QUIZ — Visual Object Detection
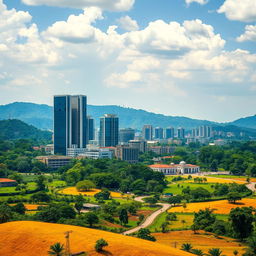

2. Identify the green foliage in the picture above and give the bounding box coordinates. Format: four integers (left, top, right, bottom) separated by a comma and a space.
0, 203, 12, 223
95, 239, 108, 252
94, 189, 110, 200
76, 180, 96, 191
227, 192, 242, 204
167, 195, 182, 206
12, 202, 26, 215
207, 248, 225, 256
81, 212, 99, 227
181, 243, 193, 252
119, 208, 128, 225
31, 191, 51, 202
137, 228, 156, 241
48, 242, 65, 256
193, 208, 216, 230
74, 194, 85, 214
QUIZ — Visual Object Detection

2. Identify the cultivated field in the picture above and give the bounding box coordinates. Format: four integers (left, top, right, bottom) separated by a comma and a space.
168, 198, 256, 214
0, 221, 192, 256
155, 230, 246, 256
59, 187, 129, 198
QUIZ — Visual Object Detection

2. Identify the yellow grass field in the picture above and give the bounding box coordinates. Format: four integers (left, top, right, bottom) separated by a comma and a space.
155, 230, 246, 256
168, 198, 256, 214
185, 175, 246, 184
0, 221, 192, 256
60, 187, 129, 198
24, 204, 44, 210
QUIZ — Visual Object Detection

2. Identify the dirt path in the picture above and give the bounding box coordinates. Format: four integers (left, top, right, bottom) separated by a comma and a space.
123, 196, 171, 235
246, 182, 256, 192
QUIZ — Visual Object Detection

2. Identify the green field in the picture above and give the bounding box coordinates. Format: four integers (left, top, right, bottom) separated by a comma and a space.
0, 182, 37, 194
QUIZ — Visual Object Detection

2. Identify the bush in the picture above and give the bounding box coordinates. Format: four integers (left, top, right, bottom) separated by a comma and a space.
95, 239, 108, 252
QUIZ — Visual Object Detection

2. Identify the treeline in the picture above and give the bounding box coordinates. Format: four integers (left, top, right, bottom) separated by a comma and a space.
61, 158, 167, 195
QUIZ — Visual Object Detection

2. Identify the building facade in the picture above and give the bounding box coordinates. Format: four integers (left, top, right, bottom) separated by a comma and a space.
36, 156, 72, 169
154, 127, 164, 139
142, 125, 153, 141
149, 161, 200, 175
54, 95, 87, 156
116, 145, 139, 163
87, 116, 95, 142
177, 127, 185, 139
99, 114, 119, 147
128, 140, 147, 153
165, 127, 174, 139
119, 128, 135, 144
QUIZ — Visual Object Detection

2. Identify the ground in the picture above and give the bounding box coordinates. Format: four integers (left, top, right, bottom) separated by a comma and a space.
0, 221, 193, 256
155, 230, 247, 256
168, 198, 256, 214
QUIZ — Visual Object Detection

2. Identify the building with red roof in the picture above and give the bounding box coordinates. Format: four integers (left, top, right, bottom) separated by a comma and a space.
149, 161, 200, 175
0, 178, 17, 187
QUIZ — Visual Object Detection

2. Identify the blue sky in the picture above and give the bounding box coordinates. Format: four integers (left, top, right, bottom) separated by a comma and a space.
0, 0, 256, 122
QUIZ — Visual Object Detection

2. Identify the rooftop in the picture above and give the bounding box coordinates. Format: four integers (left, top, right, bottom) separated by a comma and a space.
0, 178, 17, 183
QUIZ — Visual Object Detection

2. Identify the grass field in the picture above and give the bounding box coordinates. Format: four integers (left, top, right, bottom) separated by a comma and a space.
59, 187, 129, 198
0, 221, 193, 256
207, 175, 256, 182
168, 198, 256, 214
163, 183, 215, 194
0, 182, 37, 194
154, 230, 247, 256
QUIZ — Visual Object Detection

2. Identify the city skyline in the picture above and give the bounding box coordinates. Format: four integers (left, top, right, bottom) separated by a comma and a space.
0, 0, 255, 122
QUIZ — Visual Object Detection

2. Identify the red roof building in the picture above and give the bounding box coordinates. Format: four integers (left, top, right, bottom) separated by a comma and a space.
0, 178, 17, 187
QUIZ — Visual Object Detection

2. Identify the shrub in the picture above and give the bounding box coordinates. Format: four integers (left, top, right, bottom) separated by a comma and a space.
95, 239, 108, 252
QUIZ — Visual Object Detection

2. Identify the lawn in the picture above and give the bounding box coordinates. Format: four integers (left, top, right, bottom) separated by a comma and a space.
154, 230, 247, 256
0, 182, 37, 194
207, 174, 256, 182
168, 198, 256, 214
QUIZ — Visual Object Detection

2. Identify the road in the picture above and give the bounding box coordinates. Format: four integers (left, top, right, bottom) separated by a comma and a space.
122, 196, 171, 235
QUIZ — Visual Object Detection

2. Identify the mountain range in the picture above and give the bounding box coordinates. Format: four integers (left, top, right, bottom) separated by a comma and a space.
0, 102, 255, 131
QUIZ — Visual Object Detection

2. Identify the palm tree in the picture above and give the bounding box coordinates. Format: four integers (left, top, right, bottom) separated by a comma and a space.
191, 248, 204, 256
181, 243, 193, 252
233, 250, 238, 256
48, 242, 65, 256
207, 248, 226, 256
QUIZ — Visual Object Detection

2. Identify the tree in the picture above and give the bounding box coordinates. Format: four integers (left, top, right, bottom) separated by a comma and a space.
191, 223, 199, 234
144, 197, 157, 206
36, 175, 46, 190
82, 212, 99, 227
191, 187, 211, 200
119, 208, 128, 226
94, 189, 110, 200
167, 195, 182, 206
161, 221, 169, 233
12, 202, 26, 215
0, 203, 12, 223
137, 228, 156, 241
207, 248, 225, 256
191, 249, 204, 256
194, 208, 216, 230
181, 219, 186, 228
95, 239, 108, 252
74, 194, 85, 214
243, 235, 256, 256
233, 250, 238, 256
48, 242, 65, 256
76, 180, 95, 192
31, 191, 51, 202
229, 207, 254, 240
227, 192, 242, 204
181, 243, 193, 252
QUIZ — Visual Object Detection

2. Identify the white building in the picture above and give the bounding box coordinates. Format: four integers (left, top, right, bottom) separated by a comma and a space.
79, 147, 113, 159
149, 161, 200, 175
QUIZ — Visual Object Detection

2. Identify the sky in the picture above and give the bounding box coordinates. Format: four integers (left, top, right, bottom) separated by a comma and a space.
0, 0, 256, 122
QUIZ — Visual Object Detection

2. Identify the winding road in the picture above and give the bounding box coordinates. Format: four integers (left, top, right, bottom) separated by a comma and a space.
122, 196, 171, 235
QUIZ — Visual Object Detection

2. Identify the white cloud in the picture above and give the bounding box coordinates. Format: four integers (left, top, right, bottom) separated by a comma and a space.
185, 0, 207, 5
237, 25, 256, 42
21, 0, 135, 11
218, 0, 256, 22
117, 16, 139, 31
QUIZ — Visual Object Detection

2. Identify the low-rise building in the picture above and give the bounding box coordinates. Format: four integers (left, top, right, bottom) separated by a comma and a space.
0, 178, 17, 187
149, 161, 200, 175
79, 147, 113, 159
116, 145, 139, 164
36, 155, 72, 169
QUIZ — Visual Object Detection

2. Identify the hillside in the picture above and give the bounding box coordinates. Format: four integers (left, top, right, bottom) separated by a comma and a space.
0, 221, 192, 256
230, 115, 256, 129
0, 119, 52, 141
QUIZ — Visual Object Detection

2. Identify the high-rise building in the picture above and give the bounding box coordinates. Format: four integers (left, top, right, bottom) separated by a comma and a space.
142, 125, 153, 141
87, 116, 95, 142
54, 95, 87, 156
177, 127, 185, 139
128, 140, 147, 153
99, 114, 119, 147
165, 127, 174, 139
119, 128, 135, 144
154, 127, 164, 139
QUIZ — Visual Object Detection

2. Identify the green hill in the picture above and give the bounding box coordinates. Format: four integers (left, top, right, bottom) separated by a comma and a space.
0, 119, 52, 141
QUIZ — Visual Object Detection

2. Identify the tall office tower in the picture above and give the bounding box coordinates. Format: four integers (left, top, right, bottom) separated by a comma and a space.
177, 127, 185, 139
54, 95, 87, 156
99, 114, 119, 147
199, 125, 206, 137
154, 127, 164, 139
142, 125, 153, 141
165, 127, 175, 139
119, 128, 135, 144
206, 126, 213, 138
87, 116, 95, 142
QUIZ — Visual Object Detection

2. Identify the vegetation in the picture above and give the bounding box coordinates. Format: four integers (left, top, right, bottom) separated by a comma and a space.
95, 239, 108, 252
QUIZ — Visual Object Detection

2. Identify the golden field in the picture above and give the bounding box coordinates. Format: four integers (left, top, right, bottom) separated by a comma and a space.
168, 198, 256, 214
185, 176, 246, 184
0, 221, 192, 256
59, 187, 128, 198
155, 230, 246, 256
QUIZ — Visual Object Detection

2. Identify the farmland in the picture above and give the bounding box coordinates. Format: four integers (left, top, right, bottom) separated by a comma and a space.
0, 221, 192, 256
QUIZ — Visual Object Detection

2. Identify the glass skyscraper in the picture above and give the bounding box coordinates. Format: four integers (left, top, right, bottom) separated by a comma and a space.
99, 114, 119, 147
54, 95, 87, 155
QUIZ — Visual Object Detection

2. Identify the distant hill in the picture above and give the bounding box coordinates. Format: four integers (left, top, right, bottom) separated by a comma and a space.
0, 119, 52, 141
0, 102, 215, 130
0, 221, 191, 256
230, 115, 256, 129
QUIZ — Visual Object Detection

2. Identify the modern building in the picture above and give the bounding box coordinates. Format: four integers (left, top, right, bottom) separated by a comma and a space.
54, 95, 87, 156
177, 127, 185, 139
149, 161, 200, 175
142, 125, 153, 141
79, 147, 113, 159
165, 127, 174, 139
0, 178, 17, 187
128, 140, 147, 153
87, 116, 95, 143
116, 145, 139, 163
154, 127, 164, 139
36, 155, 72, 169
99, 114, 119, 147
119, 128, 135, 144
148, 146, 173, 155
